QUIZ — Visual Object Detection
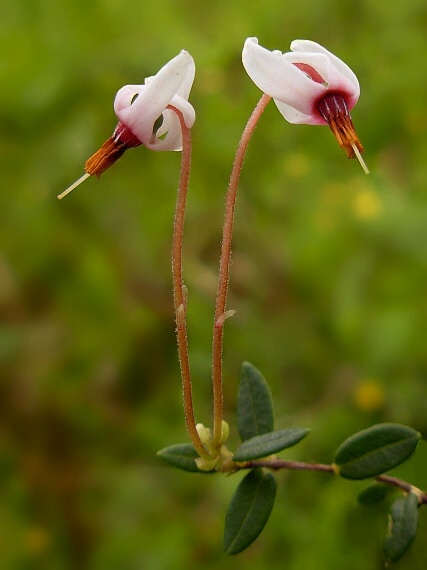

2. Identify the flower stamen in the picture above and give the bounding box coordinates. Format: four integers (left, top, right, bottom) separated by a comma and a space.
318, 94, 368, 173
84, 136, 128, 178
57, 123, 142, 199
85, 121, 142, 178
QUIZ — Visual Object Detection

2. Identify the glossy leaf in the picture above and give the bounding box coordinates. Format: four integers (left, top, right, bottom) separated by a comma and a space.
233, 428, 310, 461
334, 424, 420, 480
358, 483, 393, 506
383, 493, 419, 564
224, 468, 277, 555
237, 362, 274, 442
157, 443, 213, 473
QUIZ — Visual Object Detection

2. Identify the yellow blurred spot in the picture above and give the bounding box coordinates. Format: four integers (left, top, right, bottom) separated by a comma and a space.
353, 189, 382, 219
24, 527, 51, 555
354, 380, 385, 412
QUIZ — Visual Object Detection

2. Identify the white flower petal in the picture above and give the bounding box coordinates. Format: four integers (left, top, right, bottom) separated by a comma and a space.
274, 99, 325, 125
283, 51, 360, 108
290, 40, 360, 92
144, 95, 195, 151
281, 53, 330, 84
324, 54, 360, 108
145, 109, 183, 151
175, 50, 196, 100
169, 95, 196, 128
114, 51, 195, 147
242, 38, 325, 117
113, 84, 144, 114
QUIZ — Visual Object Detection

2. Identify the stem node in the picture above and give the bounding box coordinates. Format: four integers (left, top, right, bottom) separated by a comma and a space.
215, 309, 237, 329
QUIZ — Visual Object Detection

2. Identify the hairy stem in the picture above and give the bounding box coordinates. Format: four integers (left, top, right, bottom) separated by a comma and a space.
169, 105, 208, 459
212, 94, 271, 447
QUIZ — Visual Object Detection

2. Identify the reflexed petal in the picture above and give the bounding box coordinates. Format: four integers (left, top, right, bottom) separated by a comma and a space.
323, 55, 360, 108
282, 53, 330, 84
283, 51, 359, 109
242, 38, 325, 117
169, 95, 196, 128
145, 109, 183, 151
290, 40, 360, 92
113, 85, 144, 114
175, 51, 196, 100
144, 95, 195, 151
114, 51, 195, 146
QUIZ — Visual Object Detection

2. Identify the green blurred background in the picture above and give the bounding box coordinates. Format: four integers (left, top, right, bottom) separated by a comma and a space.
1, 0, 427, 568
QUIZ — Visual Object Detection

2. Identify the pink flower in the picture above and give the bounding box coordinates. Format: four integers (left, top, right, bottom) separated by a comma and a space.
113, 50, 195, 152
59, 51, 196, 198
85, 50, 196, 178
242, 38, 367, 171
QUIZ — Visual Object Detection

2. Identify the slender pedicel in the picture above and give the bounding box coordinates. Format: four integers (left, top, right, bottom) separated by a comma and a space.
211, 93, 271, 448
169, 105, 209, 460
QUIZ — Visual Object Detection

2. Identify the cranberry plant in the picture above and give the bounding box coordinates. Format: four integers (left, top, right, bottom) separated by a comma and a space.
61, 38, 425, 565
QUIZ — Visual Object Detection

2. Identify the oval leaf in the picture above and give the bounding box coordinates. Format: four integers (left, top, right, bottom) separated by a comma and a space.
224, 468, 277, 555
238, 362, 274, 442
334, 424, 420, 480
358, 483, 393, 506
233, 428, 310, 461
157, 443, 213, 473
384, 492, 419, 564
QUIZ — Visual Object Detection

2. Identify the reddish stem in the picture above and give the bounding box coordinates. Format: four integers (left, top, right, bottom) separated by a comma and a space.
239, 459, 427, 504
212, 94, 271, 447
247, 459, 335, 473
169, 105, 207, 459
375, 474, 427, 505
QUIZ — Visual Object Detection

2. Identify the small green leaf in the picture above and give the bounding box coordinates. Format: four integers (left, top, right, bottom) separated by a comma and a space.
358, 483, 393, 506
157, 443, 213, 473
233, 428, 310, 461
334, 424, 420, 480
224, 468, 277, 555
384, 493, 419, 564
238, 362, 274, 442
